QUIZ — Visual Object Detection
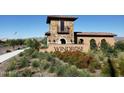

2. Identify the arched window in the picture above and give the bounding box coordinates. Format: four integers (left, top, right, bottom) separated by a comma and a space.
79, 39, 84, 44
100, 39, 108, 50
49, 40, 51, 42
60, 39, 66, 44
90, 39, 97, 50
53, 40, 56, 43
101, 39, 106, 43
70, 39, 73, 43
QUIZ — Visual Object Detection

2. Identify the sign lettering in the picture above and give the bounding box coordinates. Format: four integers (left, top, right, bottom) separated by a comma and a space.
54, 46, 83, 52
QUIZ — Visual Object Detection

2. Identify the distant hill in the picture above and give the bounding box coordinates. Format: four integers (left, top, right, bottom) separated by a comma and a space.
115, 37, 124, 41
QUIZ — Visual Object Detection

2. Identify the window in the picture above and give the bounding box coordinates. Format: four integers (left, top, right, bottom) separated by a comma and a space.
79, 39, 84, 44
60, 21, 64, 31
53, 40, 55, 42
90, 39, 97, 50
100, 39, 108, 49
60, 39, 66, 44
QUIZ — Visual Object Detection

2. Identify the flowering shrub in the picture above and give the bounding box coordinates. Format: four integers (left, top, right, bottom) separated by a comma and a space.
53, 51, 96, 69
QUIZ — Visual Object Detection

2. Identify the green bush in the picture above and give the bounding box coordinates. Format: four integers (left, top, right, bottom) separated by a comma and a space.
40, 60, 50, 70
31, 50, 39, 58
88, 61, 101, 73
64, 65, 80, 77
24, 39, 40, 51
32, 61, 40, 68
6, 60, 17, 71
77, 70, 91, 77
17, 57, 30, 68
101, 62, 111, 77
56, 65, 67, 76
38, 52, 48, 60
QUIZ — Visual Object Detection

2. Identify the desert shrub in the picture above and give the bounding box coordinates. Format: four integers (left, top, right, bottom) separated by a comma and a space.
49, 66, 56, 73
90, 50, 105, 61
118, 52, 124, 76
19, 68, 33, 77
40, 60, 50, 70
32, 61, 40, 68
56, 65, 66, 76
115, 41, 124, 51
6, 60, 17, 71
101, 58, 119, 77
17, 57, 30, 68
38, 52, 46, 60
64, 65, 80, 77
88, 63, 96, 73
5, 71, 18, 77
19, 52, 24, 57
77, 70, 91, 77
119, 61, 124, 76
58, 65, 91, 77
43, 63, 50, 70
38, 52, 54, 62
48, 59, 64, 73
46, 53, 53, 62
101, 62, 111, 77
24, 48, 35, 57
48, 60, 91, 77
38, 52, 49, 60
31, 50, 39, 58
88, 61, 101, 73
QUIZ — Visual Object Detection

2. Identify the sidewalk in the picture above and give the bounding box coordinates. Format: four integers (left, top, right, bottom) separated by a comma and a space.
0, 48, 27, 63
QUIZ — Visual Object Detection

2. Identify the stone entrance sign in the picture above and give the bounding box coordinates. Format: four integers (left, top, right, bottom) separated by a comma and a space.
40, 44, 87, 52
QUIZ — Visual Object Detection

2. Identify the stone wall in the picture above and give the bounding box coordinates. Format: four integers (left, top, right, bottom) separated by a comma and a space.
40, 36, 115, 53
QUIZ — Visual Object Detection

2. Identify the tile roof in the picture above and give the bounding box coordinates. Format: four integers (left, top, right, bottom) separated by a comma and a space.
76, 32, 117, 36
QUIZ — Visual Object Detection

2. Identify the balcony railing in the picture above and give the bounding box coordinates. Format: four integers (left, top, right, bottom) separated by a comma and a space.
57, 26, 70, 34
57, 31, 69, 34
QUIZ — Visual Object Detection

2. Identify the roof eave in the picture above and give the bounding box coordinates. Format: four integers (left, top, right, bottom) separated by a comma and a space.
46, 16, 78, 24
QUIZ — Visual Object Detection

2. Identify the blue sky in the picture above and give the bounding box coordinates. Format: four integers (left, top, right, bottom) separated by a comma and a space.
0, 15, 124, 39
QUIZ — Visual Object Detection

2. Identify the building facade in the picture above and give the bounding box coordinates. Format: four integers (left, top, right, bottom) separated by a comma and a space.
44, 16, 116, 52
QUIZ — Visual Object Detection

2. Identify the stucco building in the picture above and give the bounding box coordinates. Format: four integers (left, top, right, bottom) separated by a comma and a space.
44, 16, 116, 52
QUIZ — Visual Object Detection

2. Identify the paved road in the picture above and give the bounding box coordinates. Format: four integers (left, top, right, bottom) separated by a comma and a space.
0, 48, 27, 63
